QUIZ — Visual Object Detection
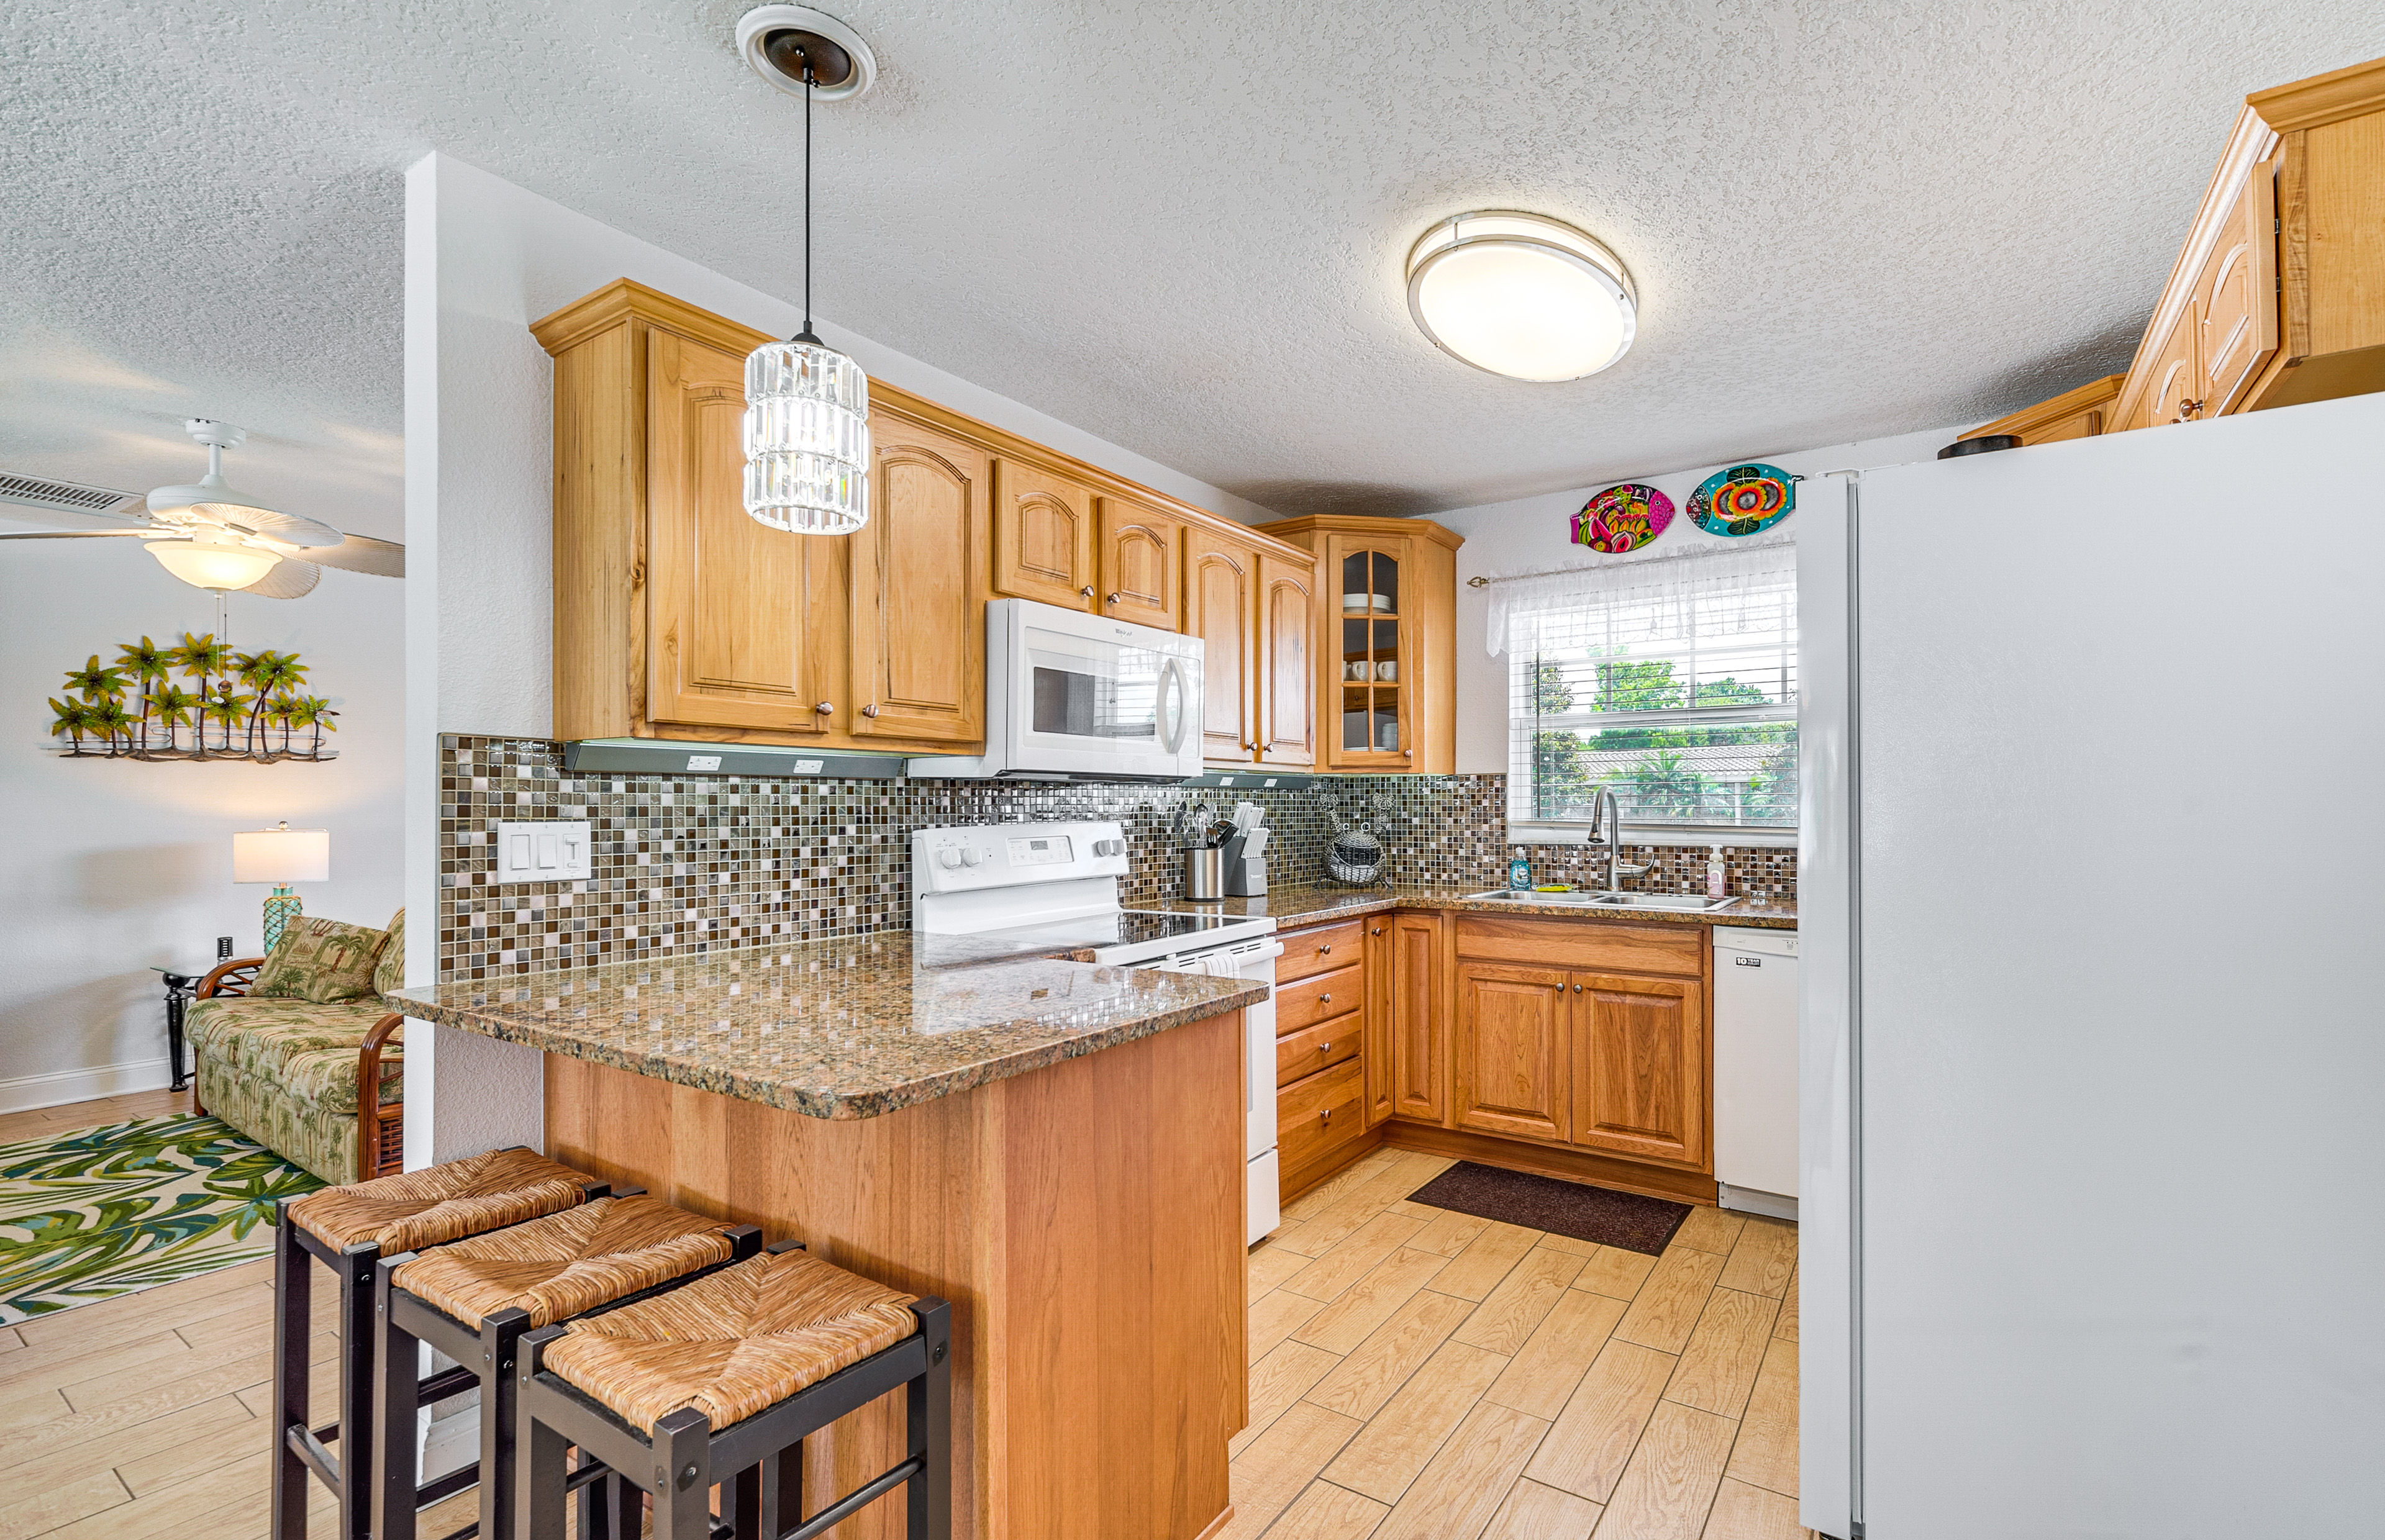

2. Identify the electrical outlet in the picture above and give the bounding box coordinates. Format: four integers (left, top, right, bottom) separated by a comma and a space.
494, 820, 593, 884
217, 935, 234, 959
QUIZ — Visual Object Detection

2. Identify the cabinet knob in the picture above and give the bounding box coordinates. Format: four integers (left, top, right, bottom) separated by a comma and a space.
1079, 586, 1096, 600
1319, 1109, 1332, 1122
1107, 591, 1121, 604
1319, 1041, 1332, 1052
861, 704, 880, 718
814, 702, 834, 715
1319, 944, 1332, 954
1574, 983, 1583, 992
2177, 399, 2205, 421
1321, 993, 1331, 1003
1371, 926, 1383, 935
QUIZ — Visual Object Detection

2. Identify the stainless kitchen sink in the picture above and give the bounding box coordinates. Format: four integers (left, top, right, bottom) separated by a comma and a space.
1460, 890, 1741, 913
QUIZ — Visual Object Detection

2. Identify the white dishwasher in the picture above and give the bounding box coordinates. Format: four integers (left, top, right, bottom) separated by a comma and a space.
1712, 926, 1799, 1219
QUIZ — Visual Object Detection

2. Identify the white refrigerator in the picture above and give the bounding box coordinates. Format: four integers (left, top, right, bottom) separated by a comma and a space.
1798, 390, 2385, 1539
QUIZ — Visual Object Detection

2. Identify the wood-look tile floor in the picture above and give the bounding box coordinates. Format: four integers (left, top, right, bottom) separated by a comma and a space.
1233, 1148, 1808, 1540
0, 1089, 482, 1540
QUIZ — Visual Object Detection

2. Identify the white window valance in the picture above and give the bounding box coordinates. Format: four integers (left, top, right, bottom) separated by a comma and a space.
1484, 534, 1796, 657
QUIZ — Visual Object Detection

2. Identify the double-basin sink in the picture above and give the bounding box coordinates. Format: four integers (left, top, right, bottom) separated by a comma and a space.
1460, 889, 1741, 913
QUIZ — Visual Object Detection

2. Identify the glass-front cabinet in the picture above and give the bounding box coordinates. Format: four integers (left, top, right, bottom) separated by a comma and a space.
1266, 516, 1463, 774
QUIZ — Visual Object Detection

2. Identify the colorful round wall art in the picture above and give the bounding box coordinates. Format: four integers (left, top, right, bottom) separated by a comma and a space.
1571, 482, 1675, 554
1687, 463, 1797, 537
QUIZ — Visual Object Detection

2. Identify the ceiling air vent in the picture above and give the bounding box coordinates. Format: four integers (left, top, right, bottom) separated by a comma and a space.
0, 473, 143, 517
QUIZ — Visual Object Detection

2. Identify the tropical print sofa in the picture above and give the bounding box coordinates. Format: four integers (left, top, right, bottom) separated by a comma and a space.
188, 910, 406, 1184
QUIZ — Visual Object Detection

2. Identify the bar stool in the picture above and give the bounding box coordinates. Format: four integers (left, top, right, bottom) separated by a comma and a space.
275, 1146, 605, 1540
514, 1244, 952, 1540
371, 1192, 763, 1540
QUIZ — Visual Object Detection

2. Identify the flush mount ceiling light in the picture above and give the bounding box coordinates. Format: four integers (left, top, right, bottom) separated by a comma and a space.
1405, 211, 1638, 382
737, 5, 874, 534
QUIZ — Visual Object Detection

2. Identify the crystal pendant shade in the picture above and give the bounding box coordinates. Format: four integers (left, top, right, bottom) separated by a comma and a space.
742, 337, 871, 533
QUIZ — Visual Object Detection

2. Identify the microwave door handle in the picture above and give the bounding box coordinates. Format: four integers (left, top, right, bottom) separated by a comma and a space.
1158, 656, 1190, 754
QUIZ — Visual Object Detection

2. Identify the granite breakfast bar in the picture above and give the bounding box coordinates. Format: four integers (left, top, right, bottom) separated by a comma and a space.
389, 931, 1266, 1540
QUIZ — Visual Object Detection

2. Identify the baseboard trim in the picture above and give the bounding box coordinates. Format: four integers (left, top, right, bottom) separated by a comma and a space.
1380, 1122, 1720, 1206
0, 1058, 173, 1116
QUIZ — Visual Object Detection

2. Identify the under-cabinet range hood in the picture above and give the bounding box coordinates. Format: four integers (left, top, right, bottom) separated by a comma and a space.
561, 740, 907, 780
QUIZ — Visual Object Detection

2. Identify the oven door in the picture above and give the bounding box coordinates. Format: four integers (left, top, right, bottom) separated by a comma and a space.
999, 602, 1202, 778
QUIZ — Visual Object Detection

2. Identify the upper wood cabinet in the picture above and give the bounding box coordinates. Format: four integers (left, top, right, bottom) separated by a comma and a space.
1264, 515, 1463, 775
1454, 961, 1570, 1143
993, 461, 1098, 610
1256, 554, 1315, 768
1388, 912, 1446, 1123
532, 279, 1299, 758
1969, 374, 2124, 446
1097, 497, 1181, 629
1978, 56, 2385, 445
850, 410, 990, 745
1571, 972, 1707, 1169
642, 329, 840, 737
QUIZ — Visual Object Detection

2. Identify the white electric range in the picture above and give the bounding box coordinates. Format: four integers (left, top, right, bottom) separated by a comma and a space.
911, 820, 1283, 1241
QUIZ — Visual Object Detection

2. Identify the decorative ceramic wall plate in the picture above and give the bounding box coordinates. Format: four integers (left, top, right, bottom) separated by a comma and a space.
1571, 482, 1674, 554
1687, 463, 1796, 536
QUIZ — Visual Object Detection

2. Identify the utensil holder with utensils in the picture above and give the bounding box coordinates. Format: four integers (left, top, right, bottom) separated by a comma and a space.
1183, 847, 1224, 901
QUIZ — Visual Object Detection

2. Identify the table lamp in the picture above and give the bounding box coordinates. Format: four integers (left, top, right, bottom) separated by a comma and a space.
234, 821, 330, 951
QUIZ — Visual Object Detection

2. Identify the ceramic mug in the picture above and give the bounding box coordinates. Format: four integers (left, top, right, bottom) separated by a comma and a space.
1344, 661, 1369, 681
1375, 661, 1398, 682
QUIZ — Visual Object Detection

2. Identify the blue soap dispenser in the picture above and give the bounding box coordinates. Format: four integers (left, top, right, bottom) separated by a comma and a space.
1507, 851, 1532, 890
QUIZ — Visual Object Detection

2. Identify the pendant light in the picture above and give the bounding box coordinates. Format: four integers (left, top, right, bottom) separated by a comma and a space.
738, 7, 876, 534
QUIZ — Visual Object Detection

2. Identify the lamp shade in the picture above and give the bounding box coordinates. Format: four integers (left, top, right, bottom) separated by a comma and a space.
148, 537, 281, 591
234, 823, 330, 884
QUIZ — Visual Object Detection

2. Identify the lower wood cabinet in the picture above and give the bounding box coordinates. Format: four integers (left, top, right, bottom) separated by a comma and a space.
1278, 1056, 1366, 1189
1453, 962, 1570, 1143
1363, 918, 1394, 1126
1573, 972, 1706, 1167
1387, 912, 1445, 1123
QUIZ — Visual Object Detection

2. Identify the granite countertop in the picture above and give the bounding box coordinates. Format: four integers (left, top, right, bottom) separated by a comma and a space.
1152, 884, 1799, 930
387, 931, 1264, 1120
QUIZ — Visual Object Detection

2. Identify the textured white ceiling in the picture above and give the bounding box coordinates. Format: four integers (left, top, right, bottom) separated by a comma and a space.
5, 0, 2383, 535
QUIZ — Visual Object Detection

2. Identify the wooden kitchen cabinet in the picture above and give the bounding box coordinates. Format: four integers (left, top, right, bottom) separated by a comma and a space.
534, 278, 1319, 759
1263, 515, 1463, 774
1453, 961, 1570, 1143
1388, 912, 1446, 1123
1256, 553, 1315, 768
1363, 918, 1395, 1126
1096, 497, 1180, 629
1969, 373, 2124, 446
1977, 56, 2385, 445
992, 460, 1099, 610
1571, 971, 1707, 1169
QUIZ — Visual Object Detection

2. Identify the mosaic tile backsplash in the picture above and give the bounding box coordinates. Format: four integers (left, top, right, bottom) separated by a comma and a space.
437, 735, 1796, 981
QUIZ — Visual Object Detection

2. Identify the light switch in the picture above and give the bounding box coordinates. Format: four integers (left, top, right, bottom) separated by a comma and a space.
496, 820, 593, 884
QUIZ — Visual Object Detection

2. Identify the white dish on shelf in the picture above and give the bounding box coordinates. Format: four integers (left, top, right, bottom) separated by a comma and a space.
1342, 593, 1393, 613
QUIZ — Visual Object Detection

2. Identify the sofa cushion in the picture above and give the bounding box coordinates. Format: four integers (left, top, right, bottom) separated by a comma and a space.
254, 917, 388, 1003
373, 908, 407, 996
186, 997, 402, 1114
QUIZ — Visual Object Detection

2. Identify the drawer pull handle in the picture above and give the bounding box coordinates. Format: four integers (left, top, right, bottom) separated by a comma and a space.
1319, 1041, 1332, 1052
1319, 944, 1332, 954
1320, 993, 1331, 1003
1320, 1109, 1332, 1122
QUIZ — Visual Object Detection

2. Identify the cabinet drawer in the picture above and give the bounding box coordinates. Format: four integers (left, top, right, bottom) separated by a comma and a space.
1279, 1058, 1366, 1177
1277, 1012, 1362, 1087
1455, 915, 1704, 977
1278, 963, 1362, 1035
1278, 920, 1365, 982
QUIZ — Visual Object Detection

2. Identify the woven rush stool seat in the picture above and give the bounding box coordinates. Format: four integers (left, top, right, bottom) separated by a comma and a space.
273, 1148, 610, 1540
516, 1246, 952, 1540
371, 1195, 762, 1540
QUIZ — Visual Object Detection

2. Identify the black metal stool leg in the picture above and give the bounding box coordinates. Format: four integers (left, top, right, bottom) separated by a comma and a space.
271, 1206, 311, 1540
907, 1300, 953, 1540
650, 1409, 713, 1540
371, 1256, 423, 1540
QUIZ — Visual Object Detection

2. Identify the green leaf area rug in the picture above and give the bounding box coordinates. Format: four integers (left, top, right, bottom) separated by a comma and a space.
0, 1113, 324, 1325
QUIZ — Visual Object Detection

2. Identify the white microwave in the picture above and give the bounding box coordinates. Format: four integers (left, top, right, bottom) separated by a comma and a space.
909, 599, 1204, 781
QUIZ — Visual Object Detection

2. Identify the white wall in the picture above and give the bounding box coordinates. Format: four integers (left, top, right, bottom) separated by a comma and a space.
0, 545, 403, 1111
401, 153, 1286, 1167
1426, 425, 1963, 779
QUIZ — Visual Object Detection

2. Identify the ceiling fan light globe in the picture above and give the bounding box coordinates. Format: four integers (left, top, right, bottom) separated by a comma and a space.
147, 537, 281, 591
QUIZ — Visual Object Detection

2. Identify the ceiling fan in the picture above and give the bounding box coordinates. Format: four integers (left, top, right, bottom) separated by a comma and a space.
0, 419, 403, 599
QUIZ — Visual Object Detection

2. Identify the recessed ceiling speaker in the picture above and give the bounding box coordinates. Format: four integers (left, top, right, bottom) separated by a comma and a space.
737, 6, 877, 102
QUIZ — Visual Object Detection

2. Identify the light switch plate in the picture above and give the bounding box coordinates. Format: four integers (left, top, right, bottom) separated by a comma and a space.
494, 820, 593, 884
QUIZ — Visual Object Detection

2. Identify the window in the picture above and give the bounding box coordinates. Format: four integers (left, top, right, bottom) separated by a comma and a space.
1495, 540, 1796, 835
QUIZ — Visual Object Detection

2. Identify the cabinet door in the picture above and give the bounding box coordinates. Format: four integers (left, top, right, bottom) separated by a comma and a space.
1096, 497, 1180, 630
1182, 527, 1255, 763
1389, 912, 1445, 1123
2198, 160, 2280, 417
1363, 918, 1394, 1126
1571, 972, 1707, 1168
1454, 962, 1570, 1143
1257, 553, 1315, 768
1321, 533, 1415, 770
645, 329, 836, 735
992, 460, 1096, 609
2127, 302, 2204, 431
849, 412, 989, 745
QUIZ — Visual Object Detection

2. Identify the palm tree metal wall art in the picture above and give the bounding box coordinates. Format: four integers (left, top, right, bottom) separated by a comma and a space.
45, 635, 340, 763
